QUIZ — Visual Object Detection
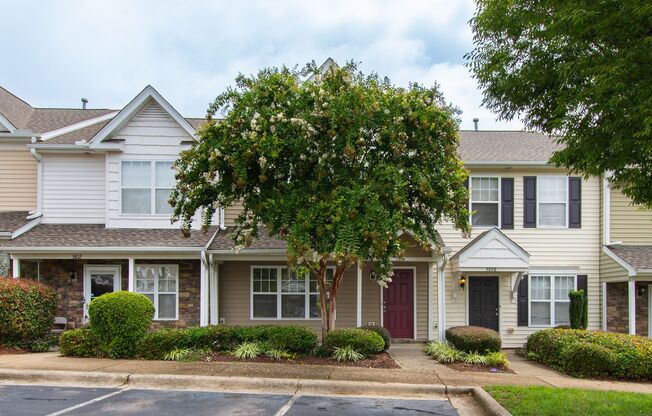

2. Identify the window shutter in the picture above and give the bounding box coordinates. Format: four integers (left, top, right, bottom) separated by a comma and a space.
569, 177, 582, 228
517, 275, 529, 326
523, 176, 537, 228
501, 178, 514, 229
577, 275, 588, 298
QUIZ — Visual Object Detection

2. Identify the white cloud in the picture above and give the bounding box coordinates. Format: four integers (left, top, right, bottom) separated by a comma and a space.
0, 0, 523, 130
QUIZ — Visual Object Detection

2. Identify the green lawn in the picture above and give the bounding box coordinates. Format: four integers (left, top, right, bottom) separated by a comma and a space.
485, 385, 652, 416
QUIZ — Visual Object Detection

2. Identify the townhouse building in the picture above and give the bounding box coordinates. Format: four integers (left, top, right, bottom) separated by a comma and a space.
0, 81, 648, 348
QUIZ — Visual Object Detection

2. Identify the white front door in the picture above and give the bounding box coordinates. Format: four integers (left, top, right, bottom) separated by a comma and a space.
83, 265, 121, 324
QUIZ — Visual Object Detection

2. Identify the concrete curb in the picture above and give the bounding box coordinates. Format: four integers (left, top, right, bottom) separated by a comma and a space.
0, 369, 512, 415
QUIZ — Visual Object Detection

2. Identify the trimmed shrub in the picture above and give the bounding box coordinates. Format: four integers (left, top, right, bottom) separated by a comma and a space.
526, 328, 652, 380
137, 325, 234, 360
359, 325, 391, 350
324, 328, 385, 356
0, 278, 57, 344
445, 326, 501, 353
266, 326, 318, 354
562, 342, 616, 378
60, 329, 100, 357
88, 291, 154, 358
569, 290, 588, 329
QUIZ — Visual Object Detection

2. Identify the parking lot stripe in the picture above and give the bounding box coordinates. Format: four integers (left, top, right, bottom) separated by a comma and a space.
45, 389, 127, 416
273, 392, 301, 416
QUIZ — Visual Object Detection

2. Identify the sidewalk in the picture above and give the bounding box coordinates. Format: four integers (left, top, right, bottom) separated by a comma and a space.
0, 346, 651, 395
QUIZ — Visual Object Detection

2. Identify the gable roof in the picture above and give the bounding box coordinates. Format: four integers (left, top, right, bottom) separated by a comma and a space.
0, 87, 33, 131
605, 245, 652, 274
89, 85, 196, 145
458, 130, 563, 164
451, 227, 529, 271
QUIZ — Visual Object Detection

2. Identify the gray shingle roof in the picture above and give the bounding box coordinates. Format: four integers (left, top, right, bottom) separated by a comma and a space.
0, 211, 30, 233
0, 224, 217, 249
609, 245, 652, 271
0, 87, 33, 129
458, 130, 563, 163
209, 227, 287, 251
44, 120, 111, 144
26, 108, 116, 134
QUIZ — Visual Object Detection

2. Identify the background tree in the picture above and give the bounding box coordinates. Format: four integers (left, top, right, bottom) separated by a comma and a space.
171, 62, 470, 337
467, 1, 652, 207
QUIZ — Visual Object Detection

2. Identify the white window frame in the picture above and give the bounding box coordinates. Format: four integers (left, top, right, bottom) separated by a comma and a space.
120, 160, 176, 216
250, 265, 335, 320
134, 264, 179, 321
536, 176, 569, 228
469, 175, 501, 228
528, 274, 577, 327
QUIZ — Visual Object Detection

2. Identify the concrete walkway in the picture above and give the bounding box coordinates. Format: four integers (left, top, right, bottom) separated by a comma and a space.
0, 347, 651, 395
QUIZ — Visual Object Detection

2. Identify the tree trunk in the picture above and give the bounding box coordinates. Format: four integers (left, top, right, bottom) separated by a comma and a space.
318, 262, 348, 343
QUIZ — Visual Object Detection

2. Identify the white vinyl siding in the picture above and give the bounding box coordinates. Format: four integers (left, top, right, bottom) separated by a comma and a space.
470, 176, 500, 227
41, 153, 105, 224
538, 176, 568, 228
135, 264, 179, 320
251, 266, 333, 320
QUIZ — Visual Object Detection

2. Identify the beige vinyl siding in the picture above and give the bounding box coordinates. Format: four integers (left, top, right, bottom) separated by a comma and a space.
0, 146, 36, 211
224, 200, 244, 227
600, 252, 628, 282
610, 189, 652, 244
438, 167, 601, 348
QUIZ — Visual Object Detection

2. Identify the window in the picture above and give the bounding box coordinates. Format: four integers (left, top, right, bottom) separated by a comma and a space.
121, 161, 175, 215
252, 266, 334, 319
529, 274, 575, 326
538, 176, 567, 227
135, 264, 178, 320
470, 177, 499, 227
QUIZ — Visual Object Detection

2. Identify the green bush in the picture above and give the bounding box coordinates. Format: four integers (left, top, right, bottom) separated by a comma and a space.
60, 328, 100, 357
526, 329, 652, 380
424, 341, 464, 363
359, 325, 391, 350
445, 326, 501, 353
324, 328, 385, 356
0, 278, 57, 344
569, 290, 588, 330
562, 342, 616, 378
137, 326, 233, 360
266, 326, 318, 354
88, 291, 154, 358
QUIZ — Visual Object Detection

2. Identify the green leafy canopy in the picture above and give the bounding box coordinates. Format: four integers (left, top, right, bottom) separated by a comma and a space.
467, 1, 652, 207
171, 61, 470, 283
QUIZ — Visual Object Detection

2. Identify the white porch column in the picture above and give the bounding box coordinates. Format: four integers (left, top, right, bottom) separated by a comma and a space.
601, 282, 607, 331
11, 256, 20, 278
629, 280, 636, 335
209, 255, 219, 325
128, 258, 135, 292
200, 251, 209, 327
427, 261, 435, 340
437, 261, 446, 341
356, 261, 362, 328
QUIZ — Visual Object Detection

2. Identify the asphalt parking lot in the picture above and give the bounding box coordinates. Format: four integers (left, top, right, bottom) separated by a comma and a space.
0, 384, 459, 416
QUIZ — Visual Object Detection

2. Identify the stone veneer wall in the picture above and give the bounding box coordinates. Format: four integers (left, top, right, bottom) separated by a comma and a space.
19, 259, 200, 329
606, 281, 649, 337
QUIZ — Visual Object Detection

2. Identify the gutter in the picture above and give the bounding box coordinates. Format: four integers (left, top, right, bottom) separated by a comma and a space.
464, 161, 551, 167
5, 246, 206, 253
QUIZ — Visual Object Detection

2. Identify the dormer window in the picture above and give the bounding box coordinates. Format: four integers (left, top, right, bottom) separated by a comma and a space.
121, 161, 175, 215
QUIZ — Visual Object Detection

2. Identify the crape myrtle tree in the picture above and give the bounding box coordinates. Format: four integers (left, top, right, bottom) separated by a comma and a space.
171, 62, 470, 338
466, 1, 652, 208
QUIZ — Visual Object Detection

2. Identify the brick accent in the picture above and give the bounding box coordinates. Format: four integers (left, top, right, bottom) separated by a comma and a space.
606, 282, 649, 336
19, 259, 200, 329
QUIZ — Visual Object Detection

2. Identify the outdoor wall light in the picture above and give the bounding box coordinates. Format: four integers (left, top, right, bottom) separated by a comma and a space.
458, 275, 467, 288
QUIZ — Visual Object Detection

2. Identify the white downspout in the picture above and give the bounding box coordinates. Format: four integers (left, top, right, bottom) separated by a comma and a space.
29, 138, 43, 219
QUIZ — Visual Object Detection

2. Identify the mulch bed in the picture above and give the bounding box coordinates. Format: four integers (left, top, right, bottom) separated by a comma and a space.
446, 362, 514, 374
0, 346, 27, 355
206, 351, 400, 369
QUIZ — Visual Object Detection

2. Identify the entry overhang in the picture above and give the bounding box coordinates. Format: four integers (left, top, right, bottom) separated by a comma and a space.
450, 228, 530, 273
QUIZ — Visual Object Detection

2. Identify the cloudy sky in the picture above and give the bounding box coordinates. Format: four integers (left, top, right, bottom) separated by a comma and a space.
1, 0, 522, 130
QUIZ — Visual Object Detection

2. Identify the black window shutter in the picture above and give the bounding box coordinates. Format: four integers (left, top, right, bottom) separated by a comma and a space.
501, 178, 514, 229
517, 275, 529, 326
569, 177, 582, 228
577, 275, 588, 297
523, 176, 537, 228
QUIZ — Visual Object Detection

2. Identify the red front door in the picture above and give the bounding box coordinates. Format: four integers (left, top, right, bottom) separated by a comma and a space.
383, 269, 414, 339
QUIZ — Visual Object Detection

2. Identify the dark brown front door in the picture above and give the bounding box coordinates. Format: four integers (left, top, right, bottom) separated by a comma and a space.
468, 276, 499, 331
383, 269, 414, 339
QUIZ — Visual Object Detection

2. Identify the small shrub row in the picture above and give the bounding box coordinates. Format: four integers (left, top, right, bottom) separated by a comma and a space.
445, 326, 501, 353
424, 341, 509, 367
526, 328, 652, 380
60, 328, 100, 358
359, 325, 391, 350
0, 278, 57, 345
324, 328, 385, 356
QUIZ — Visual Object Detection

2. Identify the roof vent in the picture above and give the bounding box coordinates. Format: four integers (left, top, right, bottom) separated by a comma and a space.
473, 117, 479, 131
81, 98, 88, 109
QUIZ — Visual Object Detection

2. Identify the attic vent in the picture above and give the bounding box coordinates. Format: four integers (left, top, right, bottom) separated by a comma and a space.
81, 98, 88, 109
473, 117, 479, 131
